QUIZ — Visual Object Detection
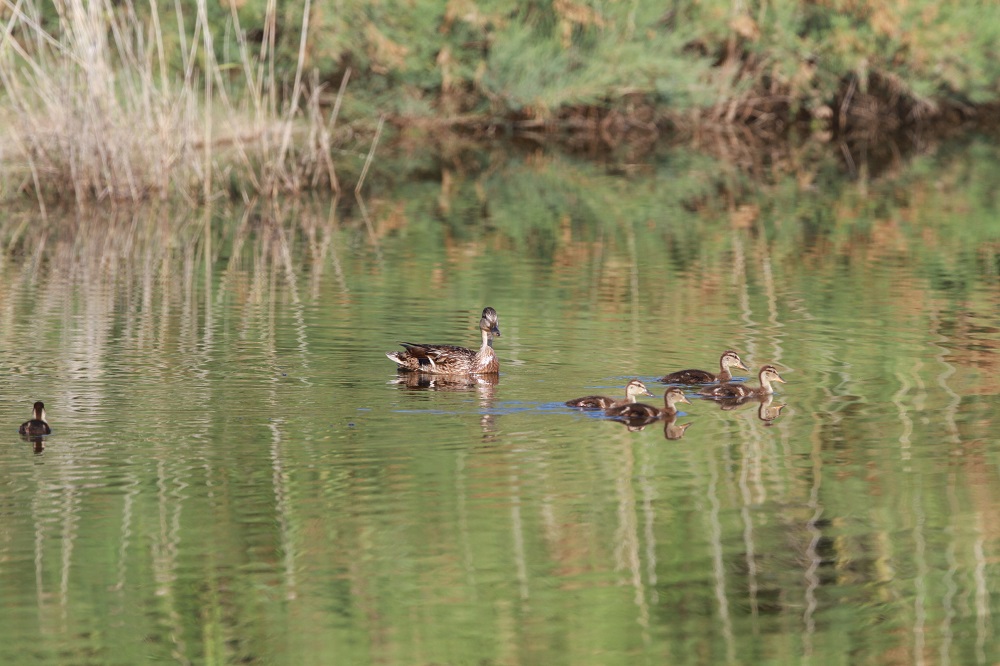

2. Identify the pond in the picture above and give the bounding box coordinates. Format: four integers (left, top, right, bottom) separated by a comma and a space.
1, 136, 999, 665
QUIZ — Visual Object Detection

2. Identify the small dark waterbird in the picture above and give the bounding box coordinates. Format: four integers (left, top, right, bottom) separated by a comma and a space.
566, 379, 653, 410
659, 350, 749, 384
19, 401, 52, 436
700, 364, 786, 399
386, 307, 501, 375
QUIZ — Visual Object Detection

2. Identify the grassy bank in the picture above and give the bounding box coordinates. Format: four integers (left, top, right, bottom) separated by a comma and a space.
2, 0, 1000, 207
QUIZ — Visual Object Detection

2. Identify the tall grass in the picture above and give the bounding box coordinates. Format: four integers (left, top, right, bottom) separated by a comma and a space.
0, 0, 348, 211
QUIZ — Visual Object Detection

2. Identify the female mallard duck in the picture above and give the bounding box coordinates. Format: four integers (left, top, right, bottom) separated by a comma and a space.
19, 401, 51, 436
606, 387, 691, 420
659, 350, 749, 384
566, 379, 653, 409
700, 364, 785, 398
386, 307, 501, 374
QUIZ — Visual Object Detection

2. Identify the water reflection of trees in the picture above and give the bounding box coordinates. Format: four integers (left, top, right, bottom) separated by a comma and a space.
2, 144, 999, 664
0, 202, 355, 662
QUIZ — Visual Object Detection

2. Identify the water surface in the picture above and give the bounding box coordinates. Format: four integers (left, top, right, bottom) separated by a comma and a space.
1, 139, 999, 664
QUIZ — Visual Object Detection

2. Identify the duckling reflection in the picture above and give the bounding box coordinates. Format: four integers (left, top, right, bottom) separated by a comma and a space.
757, 395, 786, 423
611, 413, 693, 439
713, 394, 786, 424
663, 415, 694, 439
615, 413, 659, 431
25, 435, 45, 454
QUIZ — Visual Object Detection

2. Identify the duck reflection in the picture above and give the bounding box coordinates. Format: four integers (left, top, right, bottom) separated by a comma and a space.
390, 372, 499, 436
390, 372, 498, 395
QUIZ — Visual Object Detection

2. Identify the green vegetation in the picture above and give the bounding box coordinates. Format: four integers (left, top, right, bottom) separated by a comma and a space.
2, 0, 1000, 206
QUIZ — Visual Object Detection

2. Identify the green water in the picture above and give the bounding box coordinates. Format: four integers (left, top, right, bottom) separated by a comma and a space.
1, 137, 999, 665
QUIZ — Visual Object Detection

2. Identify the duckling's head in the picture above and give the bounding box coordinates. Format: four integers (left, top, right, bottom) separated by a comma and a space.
625, 379, 654, 399
479, 307, 501, 337
664, 387, 691, 408
759, 365, 786, 384
721, 350, 749, 371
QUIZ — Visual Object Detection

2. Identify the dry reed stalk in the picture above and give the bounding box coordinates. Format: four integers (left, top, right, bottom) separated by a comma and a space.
273, 0, 312, 194
0, 0, 352, 207
355, 115, 385, 196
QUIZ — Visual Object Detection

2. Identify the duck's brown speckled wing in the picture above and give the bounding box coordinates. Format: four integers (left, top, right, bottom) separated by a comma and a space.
658, 368, 715, 384
19, 420, 51, 436
699, 382, 751, 398
566, 395, 614, 409
387, 343, 475, 370
606, 402, 660, 419
401, 343, 474, 360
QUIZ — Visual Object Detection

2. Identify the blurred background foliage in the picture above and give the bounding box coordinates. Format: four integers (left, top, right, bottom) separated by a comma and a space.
4, 0, 1000, 206
26, 0, 1000, 122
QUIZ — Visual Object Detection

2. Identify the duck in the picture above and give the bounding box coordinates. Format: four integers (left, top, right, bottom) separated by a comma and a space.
19, 401, 51, 436
566, 379, 653, 409
606, 387, 691, 420
699, 364, 785, 398
386, 307, 500, 374
658, 350, 749, 384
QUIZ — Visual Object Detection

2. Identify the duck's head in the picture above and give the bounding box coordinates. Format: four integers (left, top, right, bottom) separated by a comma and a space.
721, 350, 749, 372
479, 307, 501, 338
759, 365, 786, 386
32, 401, 46, 421
664, 387, 691, 408
625, 379, 654, 399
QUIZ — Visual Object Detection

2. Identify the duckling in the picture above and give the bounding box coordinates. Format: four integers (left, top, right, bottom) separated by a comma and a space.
19, 401, 51, 436
700, 364, 785, 398
566, 379, 653, 409
606, 387, 691, 420
386, 307, 500, 374
659, 350, 749, 384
